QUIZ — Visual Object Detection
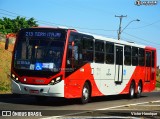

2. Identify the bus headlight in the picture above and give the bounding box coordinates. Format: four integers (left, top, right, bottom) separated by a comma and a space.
16, 77, 19, 81
12, 74, 15, 78
11, 73, 20, 83
50, 80, 55, 84
49, 76, 62, 85
56, 77, 61, 81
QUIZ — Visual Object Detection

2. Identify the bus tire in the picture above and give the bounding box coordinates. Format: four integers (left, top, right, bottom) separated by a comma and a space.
129, 81, 135, 99
81, 82, 90, 104
12, 93, 21, 98
136, 81, 142, 98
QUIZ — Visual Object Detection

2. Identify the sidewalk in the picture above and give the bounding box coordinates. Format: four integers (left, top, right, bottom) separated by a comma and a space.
155, 88, 160, 91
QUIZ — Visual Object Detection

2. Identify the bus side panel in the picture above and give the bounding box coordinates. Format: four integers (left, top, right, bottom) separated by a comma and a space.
149, 76, 156, 91
91, 64, 135, 96
64, 63, 104, 98
144, 47, 157, 92
118, 66, 135, 94
120, 66, 143, 94
120, 65, 156, 94
149, 49, 157, 92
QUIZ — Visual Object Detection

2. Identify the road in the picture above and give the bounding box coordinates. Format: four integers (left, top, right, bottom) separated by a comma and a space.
0, 91, 160, 119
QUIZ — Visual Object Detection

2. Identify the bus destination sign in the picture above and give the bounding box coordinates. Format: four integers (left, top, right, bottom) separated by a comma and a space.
25, 31, 61, 38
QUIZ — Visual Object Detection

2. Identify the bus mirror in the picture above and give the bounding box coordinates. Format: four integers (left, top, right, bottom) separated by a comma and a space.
5, 38, 9, 50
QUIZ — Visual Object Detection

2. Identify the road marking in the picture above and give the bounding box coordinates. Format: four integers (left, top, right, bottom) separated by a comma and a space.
97, 101, 149, 110
136, 105, 160, 106
42, 116, 140, 119
105, 109, 134, 110
41, 100, 160, 119
41, 111, 94, 119
97, 100, 160, 110
150, 100, 160, 103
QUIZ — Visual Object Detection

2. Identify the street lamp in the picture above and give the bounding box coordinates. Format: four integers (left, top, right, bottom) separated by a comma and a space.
121, 19, 140, 33
118, 19, 140, 40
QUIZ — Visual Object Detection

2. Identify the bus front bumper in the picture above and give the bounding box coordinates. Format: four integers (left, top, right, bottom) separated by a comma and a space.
10, 79, 64, 97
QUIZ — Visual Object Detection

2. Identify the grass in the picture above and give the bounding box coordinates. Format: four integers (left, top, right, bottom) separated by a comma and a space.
156, 76, 160, 88
0, 41, 13, 94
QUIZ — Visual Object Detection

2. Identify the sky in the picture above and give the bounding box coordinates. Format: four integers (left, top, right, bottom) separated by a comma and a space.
0, 0, 160, 66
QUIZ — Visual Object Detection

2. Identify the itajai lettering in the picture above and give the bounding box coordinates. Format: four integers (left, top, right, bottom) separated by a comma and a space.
25, 31, 61, 37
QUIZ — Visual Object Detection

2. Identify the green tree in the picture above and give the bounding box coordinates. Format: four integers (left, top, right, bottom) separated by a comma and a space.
0, 16, 38, 34
28, 17, 38, 27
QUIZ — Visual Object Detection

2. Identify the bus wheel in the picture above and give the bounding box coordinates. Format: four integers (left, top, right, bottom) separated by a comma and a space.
136, 81, 142, 98
12, 93, 21, 98
129, 81, 135, 99
81, 82, 90, 104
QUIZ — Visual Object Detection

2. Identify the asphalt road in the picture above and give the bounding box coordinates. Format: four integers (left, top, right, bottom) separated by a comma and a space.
0, 91, 160, 119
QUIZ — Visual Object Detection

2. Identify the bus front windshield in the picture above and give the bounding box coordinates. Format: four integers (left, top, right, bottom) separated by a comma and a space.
14, 32, 65, 72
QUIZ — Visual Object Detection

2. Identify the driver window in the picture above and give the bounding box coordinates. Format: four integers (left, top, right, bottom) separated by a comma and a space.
67, 33, 82, 69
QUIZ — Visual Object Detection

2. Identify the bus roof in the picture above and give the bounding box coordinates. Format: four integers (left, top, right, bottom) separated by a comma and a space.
78, 31, 147, 49
20, 27, 155, 50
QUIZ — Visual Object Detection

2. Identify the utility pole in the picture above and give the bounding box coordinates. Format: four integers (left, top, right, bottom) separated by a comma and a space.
115, 15, 127, 40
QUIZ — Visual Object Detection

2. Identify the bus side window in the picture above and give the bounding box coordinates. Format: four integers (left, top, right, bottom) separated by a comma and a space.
67, 45, 72, 66
146, 52, 151, 67
82, 37, 93, 62
106, 42, 114, 64
124, 46, 131, 65
95, 40, 104, 63
73, 40, 83, 67
139, 48, 145, 66
132, 47, 138, 66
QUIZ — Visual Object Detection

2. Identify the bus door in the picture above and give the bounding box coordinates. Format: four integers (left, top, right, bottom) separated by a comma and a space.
115, 45, 124, 84
145, 51, 152, 82
151, 51, 155, 80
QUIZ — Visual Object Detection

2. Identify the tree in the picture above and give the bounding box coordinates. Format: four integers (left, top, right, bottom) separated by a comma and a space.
28, 17, 38, 27
0, 16, 38, 34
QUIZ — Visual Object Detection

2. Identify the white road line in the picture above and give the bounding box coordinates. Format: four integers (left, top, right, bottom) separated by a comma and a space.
41, 100, 160, 119
136, 105, 160, 106
42, 116, 140, 119
41, 111, 93, 119
150, 100, 160, 103
105, 109, 135, 110
97, 101, 149, 110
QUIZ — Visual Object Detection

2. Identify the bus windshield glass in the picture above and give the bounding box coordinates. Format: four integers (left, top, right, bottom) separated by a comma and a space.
14, 29, 66, 72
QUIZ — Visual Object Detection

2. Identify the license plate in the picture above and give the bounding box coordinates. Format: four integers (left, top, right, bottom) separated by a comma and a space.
30, 90, 39, 94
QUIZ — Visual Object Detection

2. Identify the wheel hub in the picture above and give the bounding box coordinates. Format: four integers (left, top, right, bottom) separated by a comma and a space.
138, 84, 141, 94
83, 87, 89, 100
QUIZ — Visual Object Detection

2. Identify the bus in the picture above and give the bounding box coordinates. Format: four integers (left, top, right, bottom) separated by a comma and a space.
10, 27, 157, 104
